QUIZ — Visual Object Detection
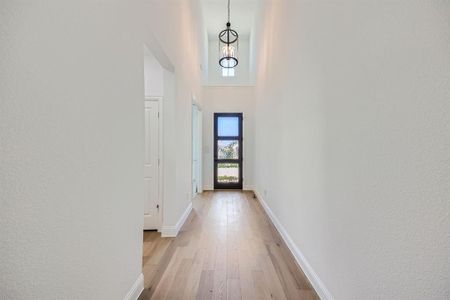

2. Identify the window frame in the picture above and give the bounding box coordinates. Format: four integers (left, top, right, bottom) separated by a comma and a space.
213, 112, 243, 189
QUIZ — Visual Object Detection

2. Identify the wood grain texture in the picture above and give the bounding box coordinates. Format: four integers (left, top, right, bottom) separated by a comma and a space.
138, 191, 319, 300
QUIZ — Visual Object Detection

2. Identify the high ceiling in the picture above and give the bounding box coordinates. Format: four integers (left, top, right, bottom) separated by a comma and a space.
201, 0, 257, 38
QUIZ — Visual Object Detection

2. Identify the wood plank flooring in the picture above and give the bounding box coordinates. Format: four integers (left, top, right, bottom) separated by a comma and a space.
138, 191, 319, 300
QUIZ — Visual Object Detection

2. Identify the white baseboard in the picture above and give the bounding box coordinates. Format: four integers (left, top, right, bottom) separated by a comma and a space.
254, 189, 334, 300
123, 273, 143, 300
203, 185, 213, 191
161, 202, 192, 237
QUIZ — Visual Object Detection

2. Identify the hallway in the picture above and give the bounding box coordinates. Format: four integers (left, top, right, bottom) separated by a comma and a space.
139, 191, 319, 300
2, 1, 449, 299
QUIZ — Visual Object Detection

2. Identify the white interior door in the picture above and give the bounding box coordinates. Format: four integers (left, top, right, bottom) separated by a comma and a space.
144, 99, 160, 230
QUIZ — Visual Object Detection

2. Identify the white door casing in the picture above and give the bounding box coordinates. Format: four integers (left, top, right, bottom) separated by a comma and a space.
144, 99, 160, 230
192, 104, 203, 197
192, 105, 198, 196
197, 108, 203, 194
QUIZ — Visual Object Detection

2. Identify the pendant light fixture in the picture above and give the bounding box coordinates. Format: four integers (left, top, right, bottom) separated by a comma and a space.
219, 0, 238, 68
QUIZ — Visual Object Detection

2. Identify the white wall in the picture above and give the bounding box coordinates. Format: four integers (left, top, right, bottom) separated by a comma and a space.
253, 1, 450, 299
202, 87, 255, 190
0, 2, 144, 299
144, 48, 163, 97
206, 35, 252, 86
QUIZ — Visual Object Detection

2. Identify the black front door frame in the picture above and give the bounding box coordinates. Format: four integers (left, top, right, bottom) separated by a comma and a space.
213, 112, 243, 190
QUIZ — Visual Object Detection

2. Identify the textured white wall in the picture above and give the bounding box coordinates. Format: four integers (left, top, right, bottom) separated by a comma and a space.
253, 1, 450, 299
202, 87, 255, 190
0, 2, 144, 299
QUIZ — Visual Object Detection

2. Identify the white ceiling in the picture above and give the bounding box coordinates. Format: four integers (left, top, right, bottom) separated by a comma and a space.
201, 0, 257, 39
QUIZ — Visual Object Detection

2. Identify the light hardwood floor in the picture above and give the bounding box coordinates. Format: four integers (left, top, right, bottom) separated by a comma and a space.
138, 191, 319, 300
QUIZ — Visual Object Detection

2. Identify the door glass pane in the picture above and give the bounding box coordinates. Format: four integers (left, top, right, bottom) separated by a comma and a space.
218, 140, 239, 159
217, 163, 239, 183
218, 116, 239, 137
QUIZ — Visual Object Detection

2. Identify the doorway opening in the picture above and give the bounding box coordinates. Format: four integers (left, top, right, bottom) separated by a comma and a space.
214, 113, 243, 189
143, 44, 164, 231
142, 38, 175, 231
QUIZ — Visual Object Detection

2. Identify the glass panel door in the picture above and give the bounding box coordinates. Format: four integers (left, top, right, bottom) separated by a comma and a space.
214, 113, 243, 189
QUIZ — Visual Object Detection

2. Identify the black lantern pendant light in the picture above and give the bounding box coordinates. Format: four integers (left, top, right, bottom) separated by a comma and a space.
219, 0, 238, 68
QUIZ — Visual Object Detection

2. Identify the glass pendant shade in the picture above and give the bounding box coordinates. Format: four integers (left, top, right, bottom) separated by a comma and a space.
219, 22, 238, 68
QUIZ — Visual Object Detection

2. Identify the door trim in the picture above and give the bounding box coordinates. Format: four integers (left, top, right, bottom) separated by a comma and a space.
213, 112, 243, 190
191, 103, 203, 198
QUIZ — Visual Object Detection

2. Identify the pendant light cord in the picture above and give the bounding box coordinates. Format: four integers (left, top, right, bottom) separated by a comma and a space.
228, 0, 230, 23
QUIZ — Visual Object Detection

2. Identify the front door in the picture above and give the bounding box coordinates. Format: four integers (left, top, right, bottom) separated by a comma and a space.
214, 113, 243, 189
